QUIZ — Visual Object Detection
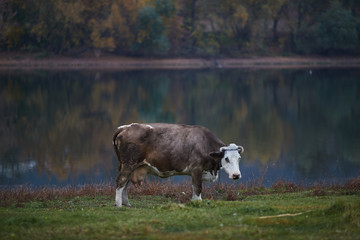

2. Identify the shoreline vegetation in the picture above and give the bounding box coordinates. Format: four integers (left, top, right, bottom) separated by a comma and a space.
1, 177, 359, 207
1, 54, 360, 70
0, 177, 359, 239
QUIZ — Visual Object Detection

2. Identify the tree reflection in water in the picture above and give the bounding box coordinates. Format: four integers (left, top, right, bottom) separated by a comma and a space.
1, 68, 359, 186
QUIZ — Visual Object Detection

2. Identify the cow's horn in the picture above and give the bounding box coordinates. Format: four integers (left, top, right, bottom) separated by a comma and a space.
238, 146, 244, 153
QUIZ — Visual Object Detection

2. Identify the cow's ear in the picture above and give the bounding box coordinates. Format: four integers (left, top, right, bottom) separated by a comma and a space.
238, 146, 244, 154
209, 151, 224, 160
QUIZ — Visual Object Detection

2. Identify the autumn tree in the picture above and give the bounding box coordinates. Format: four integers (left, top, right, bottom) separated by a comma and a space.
2, 0, 360, 56
89, 0, 141, 54
132, 0, 176, 55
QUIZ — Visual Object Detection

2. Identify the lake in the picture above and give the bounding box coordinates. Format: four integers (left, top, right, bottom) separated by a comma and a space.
1, 68, 360, 187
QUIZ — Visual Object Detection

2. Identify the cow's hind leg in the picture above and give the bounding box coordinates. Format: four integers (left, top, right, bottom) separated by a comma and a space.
115, 165, 133, 207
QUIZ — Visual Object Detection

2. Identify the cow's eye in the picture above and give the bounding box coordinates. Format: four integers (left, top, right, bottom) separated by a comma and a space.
225, 157, 230, 163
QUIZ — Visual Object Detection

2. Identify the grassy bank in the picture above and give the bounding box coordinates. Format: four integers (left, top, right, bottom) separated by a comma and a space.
1, 179, 359, 240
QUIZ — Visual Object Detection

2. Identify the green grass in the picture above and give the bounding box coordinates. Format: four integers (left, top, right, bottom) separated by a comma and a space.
1, 192, 359, 240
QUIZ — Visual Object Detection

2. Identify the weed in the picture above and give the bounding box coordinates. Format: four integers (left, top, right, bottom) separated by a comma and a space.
1, 176, 359, 207
344, 177, 360, 194
343, 200, 360, 227
272, 180, 301, 193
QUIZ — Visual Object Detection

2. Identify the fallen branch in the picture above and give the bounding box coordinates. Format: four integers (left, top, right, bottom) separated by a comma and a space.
258, 212, 305, 219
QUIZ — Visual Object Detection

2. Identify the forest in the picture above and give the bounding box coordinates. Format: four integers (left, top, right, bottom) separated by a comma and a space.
0, 0, 359, 57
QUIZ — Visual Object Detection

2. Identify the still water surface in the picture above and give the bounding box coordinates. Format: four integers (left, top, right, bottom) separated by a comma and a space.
1, 68, 360, 187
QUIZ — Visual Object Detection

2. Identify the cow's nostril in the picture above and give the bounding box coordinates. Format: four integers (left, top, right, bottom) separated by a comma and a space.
232, 174, 240, 180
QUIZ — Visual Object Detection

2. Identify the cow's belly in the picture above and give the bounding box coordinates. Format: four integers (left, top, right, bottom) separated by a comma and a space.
130, 161, 190, 185
145, 161, 190, 178
130, 161, 218, 184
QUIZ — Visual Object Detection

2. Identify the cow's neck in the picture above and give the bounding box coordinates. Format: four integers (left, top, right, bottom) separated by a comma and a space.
204, 157, 221, 175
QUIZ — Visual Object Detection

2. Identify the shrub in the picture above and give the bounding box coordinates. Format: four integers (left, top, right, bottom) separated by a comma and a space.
314, 0, 359, 54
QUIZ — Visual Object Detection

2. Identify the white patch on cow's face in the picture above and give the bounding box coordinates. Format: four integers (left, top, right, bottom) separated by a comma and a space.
220, 144, 242, 180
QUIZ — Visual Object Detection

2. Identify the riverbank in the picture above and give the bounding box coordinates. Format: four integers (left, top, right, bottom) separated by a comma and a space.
1, 177, 359, 206
1, 53, 360, 70
0, 180, 359, 239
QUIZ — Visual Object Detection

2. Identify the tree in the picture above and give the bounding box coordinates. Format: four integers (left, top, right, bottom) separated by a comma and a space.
89, 0, 141, 54
0, 0, 15, 48
314, 0, 359, 54
132, 2, 173, 55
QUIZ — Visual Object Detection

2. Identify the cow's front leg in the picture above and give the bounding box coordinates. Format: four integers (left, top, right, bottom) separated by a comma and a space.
191, 169, 203, 201
122, 181, 131, 207
115, 165, 132, 207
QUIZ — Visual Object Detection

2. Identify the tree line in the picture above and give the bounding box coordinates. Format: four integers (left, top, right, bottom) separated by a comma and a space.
1, 0, 359, 57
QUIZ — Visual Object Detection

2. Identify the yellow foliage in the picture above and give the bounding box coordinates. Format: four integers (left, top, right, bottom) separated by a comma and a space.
55, 0, 85, 24
165, 14, 185, 49
89, 0, 145, 51
7, 25, 25, 47
234, 5, 249, 28
120, 0, 143, 22
30, 22, 46, 43
136, 30, 148, 44
261, 0, 289, 19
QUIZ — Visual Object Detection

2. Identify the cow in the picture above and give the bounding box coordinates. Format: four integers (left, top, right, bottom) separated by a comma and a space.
112, 123, 244, 207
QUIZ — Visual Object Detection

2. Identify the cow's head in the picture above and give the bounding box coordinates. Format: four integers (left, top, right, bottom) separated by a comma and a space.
210, 143, 244, 180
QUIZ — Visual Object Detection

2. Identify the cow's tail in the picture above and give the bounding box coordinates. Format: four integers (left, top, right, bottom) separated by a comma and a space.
113, 128, 123, 172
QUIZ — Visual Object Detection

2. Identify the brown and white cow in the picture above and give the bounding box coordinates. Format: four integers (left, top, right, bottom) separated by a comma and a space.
112, 123, 244, 207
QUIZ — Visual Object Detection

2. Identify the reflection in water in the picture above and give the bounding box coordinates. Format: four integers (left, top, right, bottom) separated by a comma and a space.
0, 68, 360, 186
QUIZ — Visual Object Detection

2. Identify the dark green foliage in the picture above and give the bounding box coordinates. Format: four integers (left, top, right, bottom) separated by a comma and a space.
132, 5, 169, 54
314, 0, 359, 53
154, 0, 176, 18
294, 0, 359, 55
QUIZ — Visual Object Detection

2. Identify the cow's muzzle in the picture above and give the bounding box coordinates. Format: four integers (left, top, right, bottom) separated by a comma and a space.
232, 174, 241, 180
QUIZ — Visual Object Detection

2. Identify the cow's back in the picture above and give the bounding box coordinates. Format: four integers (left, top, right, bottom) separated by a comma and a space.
147, 123, 224, 154
146, 123, 224, 170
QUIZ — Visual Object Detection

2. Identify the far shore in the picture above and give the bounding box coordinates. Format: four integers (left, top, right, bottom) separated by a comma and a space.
1, 53, 360, 70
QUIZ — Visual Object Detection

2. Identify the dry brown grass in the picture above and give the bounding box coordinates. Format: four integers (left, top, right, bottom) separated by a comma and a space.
1, 177, 359, 207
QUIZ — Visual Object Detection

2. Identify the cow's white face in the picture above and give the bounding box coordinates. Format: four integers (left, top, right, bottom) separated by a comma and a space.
221, 150, 241, 179
218, 144, 244, 180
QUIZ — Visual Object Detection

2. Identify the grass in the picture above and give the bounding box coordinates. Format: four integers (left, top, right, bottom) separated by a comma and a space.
0, 178, 359, 240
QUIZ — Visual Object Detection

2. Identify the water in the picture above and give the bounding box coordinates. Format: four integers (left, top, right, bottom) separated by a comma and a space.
1, 68, 360, 187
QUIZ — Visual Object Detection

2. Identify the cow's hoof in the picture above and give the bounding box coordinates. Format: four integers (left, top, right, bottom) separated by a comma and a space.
114, 203, 123, 208
123, 203, 132, 207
